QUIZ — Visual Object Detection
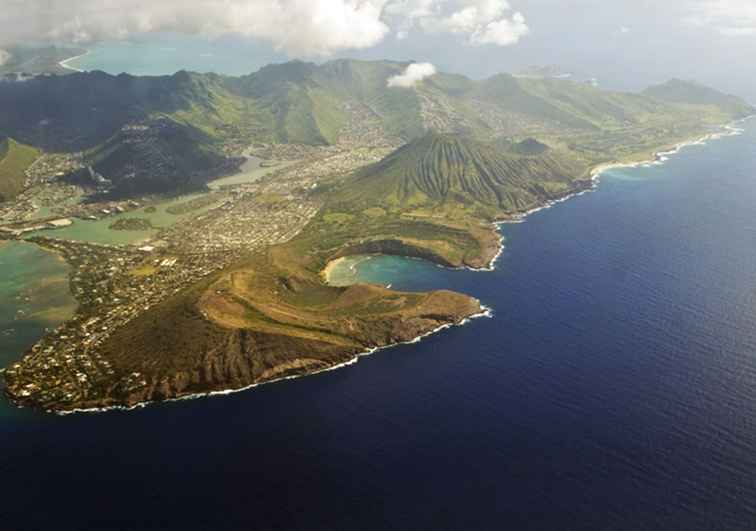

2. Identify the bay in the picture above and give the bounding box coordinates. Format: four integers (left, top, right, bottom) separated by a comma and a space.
65, 33, 286, 76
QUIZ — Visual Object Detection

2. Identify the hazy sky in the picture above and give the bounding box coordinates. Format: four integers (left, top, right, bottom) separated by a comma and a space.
2, 1, 755, 99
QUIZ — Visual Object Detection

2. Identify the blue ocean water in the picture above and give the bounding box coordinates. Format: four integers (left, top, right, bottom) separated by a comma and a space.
3, 121, 756, 530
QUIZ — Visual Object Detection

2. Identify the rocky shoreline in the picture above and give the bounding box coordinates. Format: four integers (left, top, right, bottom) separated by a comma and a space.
5, 118, 750, 415
54, 305, 493, 415
6, 289, 486, 414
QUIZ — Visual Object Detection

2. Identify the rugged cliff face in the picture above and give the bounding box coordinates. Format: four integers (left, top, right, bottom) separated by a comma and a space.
4, 259, 483, 412
333, 237, 498, 269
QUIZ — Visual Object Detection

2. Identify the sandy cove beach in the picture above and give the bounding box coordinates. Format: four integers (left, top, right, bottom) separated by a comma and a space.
321, 256, 347, 284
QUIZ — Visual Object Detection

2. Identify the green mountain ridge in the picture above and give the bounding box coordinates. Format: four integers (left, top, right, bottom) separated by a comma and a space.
0, 135, 39, 201
338, 133, 587, 214
0, 59, 751, 199
4, 60, 755, 411
2, 59, 749, 152
643, 79, 752, 114
77, 117, 241, 197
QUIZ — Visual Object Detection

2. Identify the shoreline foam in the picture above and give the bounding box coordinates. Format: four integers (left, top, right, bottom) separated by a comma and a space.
465, 117, 753, 273
320, 121, 752, 284
32, 117, 756, 415
55, 305, 494, 415
321, 256, 347, 284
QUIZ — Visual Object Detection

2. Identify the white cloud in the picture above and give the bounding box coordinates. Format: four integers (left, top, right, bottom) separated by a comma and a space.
407, 0, 529, 46
686, 0, 756, 37
0, 0, 391, 56
719, 26, 756, 36
0, 0, 529, 55
0, 49, 10, 66
469, 11, 529, 46
619, 26, 630, 34
387, 62, 437, 87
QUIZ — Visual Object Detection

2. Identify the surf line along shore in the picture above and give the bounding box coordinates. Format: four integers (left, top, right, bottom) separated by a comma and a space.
319, 119, 752, 285
13, 119, 753, 415
589, 119, 751, 181
485, 118, 754, 271
252, 119, 737, 421
54, 304, 494, 415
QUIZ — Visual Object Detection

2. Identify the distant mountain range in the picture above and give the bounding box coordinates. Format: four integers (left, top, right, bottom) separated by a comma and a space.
0, 59, 751, 201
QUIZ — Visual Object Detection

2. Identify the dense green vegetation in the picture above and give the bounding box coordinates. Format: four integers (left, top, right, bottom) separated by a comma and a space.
5, 59, 755, 410
0, 135, 39, 201
282, 134, 591, 277
643, 79, 753, 116
338, 133, 587, 213
2, 59, 748, 153
0, 59, 750, 200
81, 117, 236, 197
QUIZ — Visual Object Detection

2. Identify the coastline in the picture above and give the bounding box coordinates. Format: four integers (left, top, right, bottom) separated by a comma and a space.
58, 51, 89, 73
323, 255, 381, 285
589, 119, 752, 180
320, 119, 752, 281
55, 304, 494, 415
321, 256, 347, 284
469, 117, 753, 274
13, 117, 753, 415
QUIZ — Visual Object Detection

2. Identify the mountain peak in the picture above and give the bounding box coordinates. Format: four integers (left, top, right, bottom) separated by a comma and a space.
338, 133, 585, 214
643, 79, 754, 116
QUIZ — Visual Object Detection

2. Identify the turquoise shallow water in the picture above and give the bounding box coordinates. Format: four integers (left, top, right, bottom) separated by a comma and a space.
0, 241, 75, 380
67, 33, 286, 76
26, 159, 291, 245
327, 254, 441, 289
2, 120, 756, 530
26, 192, 224, 245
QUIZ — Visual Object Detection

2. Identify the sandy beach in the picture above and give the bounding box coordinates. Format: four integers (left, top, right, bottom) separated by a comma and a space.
58, 51, 89, 72
590, 120, 750, 180
321, 256, 347, 284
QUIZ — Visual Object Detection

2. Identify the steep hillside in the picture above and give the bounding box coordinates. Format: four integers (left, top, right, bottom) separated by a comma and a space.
228, 61, 344, 145
0, 60, 750, 201
313, 59, 425, 139
0, 61, 751, 154
334, 132, 588, 214
77, 118, 241, 197
0, 135, 39, 201
643, 79, 753, 117
0, 70, 266, 151
229, 59, 419, 143
4, 61, 755, 412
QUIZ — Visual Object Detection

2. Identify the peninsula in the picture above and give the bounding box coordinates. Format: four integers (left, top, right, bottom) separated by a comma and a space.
0, 60, 751, 412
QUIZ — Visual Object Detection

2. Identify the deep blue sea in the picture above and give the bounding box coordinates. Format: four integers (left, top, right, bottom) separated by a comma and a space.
3, 120, 756, 530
